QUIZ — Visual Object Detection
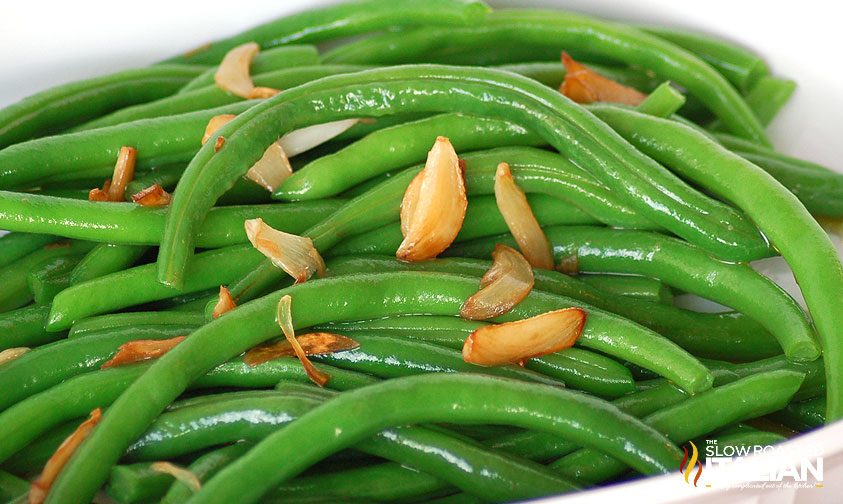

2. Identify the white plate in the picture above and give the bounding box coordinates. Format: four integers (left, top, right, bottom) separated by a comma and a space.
1, 1, 841, 502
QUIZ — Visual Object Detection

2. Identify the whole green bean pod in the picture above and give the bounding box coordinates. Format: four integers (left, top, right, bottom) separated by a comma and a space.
591, 105, 843, 420
0, 65, 206, 148
79, 65, 370, 130
0, 192, 342, 247
0, 358, 373, 464
776, 397, 826, 430
0, 305, 60, 351
27, 255, 81, 303
641, 27, 769, 92
0, 101, 255, 190
321, 316, 634, 398
276, 113, 543, 200
159, 65, 768, 287
162, 0, 491, 65
550, 370, 804, 485
43, 271, 693, 504
69, 244, 149, 285
177, 45, 321, 93
0, 233, 58, 268
710, 75, 797, 130
449, 226, 818, 363
327, 255, 779, 361
122, 389, 579, 502
47, 245, 266, 331
69, 311, 205, 338
191, 373, 680, 504
0, 240, 94, 312
705, 355, 826, 402
322, 10, 768, 143
578, 274, 673, 304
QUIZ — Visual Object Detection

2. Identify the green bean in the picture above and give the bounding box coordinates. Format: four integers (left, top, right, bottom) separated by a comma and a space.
80, 65, 371, 130
737, 151, 843, 217
0, 233, 58, 268
321, 318, 634, 398
108, 462, 175, 504
0, 101, 255, 190
43, 271, 695, 503
327, 196, 597, 257
47, 244, 267, 331
313, 332, 561, 386
711, 75, 797, 131
161, 443, 253, 504
577, 274, 673, 304
0, 357, 374, 466
162, 0, 491, 65
0, 240, 94, 312
69, 243, 149, 286
776, 397, 826, 430
193, 373, 679, 504
69, 311, 204, 338
124, 388, 579, 502
177, 45, 321, 93
0, 65, 206, 148
0, 191, 342, 247
276, 113, 543, 200
269, 462, 448, 504
592, 105, 843, 419
0, 469, 28, 502
636, 81, 686, 117
322, 11, 768, 143
2, 420, 79, 475
550, 370, 804, 485
0, 327, 187, 412
327, 256, 780, 361
641, 27, 769, 92
27, 254, 81, 303
0, 305, 60, 351
450, 225, 817, 363
495, 61, 662, 91
160, 65, 768, 288
704, 355, 826, 402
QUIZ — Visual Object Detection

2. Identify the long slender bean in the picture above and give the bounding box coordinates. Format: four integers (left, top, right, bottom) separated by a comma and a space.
0, 233, 58, 268
276, 113, 544, 200
79, 65, 371, 130
326, 256, 781, 361
69, 311, 205, 338
591, 105, 843, 419
449, 226, 818, 363
322, 10, 768, 143
0, 305, 60, 351
159, 65, 768, 287
27, 254, 81, 303
47, 244, 266, 331
0, 192, 343, 247
69, 243, 149, 285
162, 0, 491, 65
550, 370, 804, 485
0, 65, 206, 148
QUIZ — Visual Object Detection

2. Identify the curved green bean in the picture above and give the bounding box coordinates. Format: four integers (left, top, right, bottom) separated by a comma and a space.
0, 304, 60, 351
69, 244, 149, 285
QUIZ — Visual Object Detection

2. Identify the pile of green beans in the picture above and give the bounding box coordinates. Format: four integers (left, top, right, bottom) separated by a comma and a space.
0, 1, 839, 503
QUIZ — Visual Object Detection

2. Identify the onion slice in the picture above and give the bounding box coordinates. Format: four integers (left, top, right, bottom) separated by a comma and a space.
276, 295, 330, 386
101, 336, 186, 369
463, 307, 587, 367
150, 462, 202, 493
244, 141, 292, 191
278, 119, 360, 157
0, 347, 29, 366
244, 332, 359, 367
460, 244, 534, 320
131, 184, 172, 207
244, 218, 325, 283
89, 146, 137, 202
202, 114, 236, 144
212, 285, 237, 319
494, 162, 554, 269
397, 136, 467, 261
560, 52, 646, 106
29, 408, 102, 504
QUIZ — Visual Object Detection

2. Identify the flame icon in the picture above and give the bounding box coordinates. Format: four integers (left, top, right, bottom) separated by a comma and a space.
679, 441, 703, 486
